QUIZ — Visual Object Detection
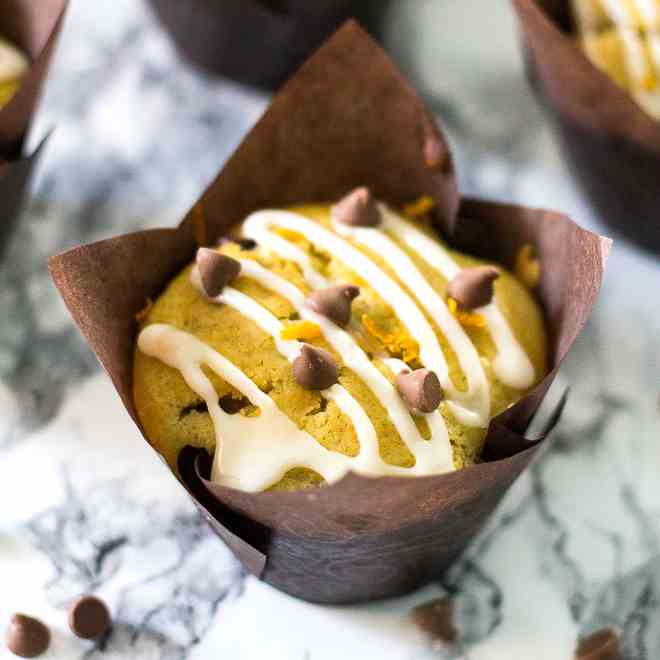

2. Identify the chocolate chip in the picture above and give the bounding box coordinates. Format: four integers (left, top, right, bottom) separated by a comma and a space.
396, 368, 443, 413
412, 597, 456, 645
68, 595, 112, 640
575, 628, 622, 660
447, 266, 499, 310
332, 187, 381, 227
292, 344, 338, 390
307, 285, 359, 327
219, 236, 257, 251
5, 614, 51, 658
196, 248, 241, 298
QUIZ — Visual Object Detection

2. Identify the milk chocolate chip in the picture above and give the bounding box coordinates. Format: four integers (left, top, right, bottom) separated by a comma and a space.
68, 595, 112, 640
196, 248, 241, 298
332, 187, 381, 227
293, 345, 338, 390
5, 614, 50, 658
575, 628, 622, 660
307, 285, 359, 327
396, 368, 443, 413
412, 597, 457, 645
447, 266, 499, 309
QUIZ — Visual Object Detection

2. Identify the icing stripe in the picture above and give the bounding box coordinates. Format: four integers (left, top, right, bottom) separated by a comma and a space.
139, 322, 454, 491
242, 210, 487, 427
332, 211, 491, 425
194, 263, 453, 474
380, 206, 535, 390
202, 278, 383, 469
235, 259, 447, 463
138, 324, 350, 491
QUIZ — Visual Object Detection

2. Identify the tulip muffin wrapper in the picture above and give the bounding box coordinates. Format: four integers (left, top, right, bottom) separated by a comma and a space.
0, 0, 67, 254
512, 0, 660, 252
49, 22, 610, 604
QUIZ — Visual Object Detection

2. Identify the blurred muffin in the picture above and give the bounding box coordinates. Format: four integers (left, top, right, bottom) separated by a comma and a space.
573, 0, 660, 117
133, 191, 547, 493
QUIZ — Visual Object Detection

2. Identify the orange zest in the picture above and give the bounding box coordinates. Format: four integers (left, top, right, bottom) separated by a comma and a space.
447, 297, 486, 328
361, 314, 419, 362
515, 243, 541, 289
403, 195, 435, 219
280, 320, 322, 341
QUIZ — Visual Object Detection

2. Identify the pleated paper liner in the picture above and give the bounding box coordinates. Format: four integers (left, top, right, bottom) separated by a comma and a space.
49, 22, 610, 604
0, 0, 68, 256
148, 0, 358, 88
513, 0, 660, 254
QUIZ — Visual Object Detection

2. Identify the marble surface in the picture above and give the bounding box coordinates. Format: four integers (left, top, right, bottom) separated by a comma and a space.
1, 0, 659, 658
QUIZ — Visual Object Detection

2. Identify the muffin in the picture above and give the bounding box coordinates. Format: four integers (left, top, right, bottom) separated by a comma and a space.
134, 190, 547, 493
0, 37, 28, 108
572, 0, 660, 117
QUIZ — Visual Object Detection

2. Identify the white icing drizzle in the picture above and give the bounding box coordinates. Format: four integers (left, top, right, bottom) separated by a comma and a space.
138, 324, 350, 491
192, 263, 454, 475
379, 206, 536, 390
634, 0, 660, 25
231, 259, 449, 463
190, 268, 381, 468
331, 209, 491, 425
139, 321, 454, 491
242, 210, 486, 427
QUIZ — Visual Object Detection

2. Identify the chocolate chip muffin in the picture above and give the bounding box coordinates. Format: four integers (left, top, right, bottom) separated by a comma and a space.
133, 190, 548, 493
572, 0, 660, 118
0, 37, 28, 108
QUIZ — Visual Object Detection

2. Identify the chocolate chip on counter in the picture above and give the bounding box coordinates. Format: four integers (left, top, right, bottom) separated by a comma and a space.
396, 368, 443, 413
68, 595, 112, 640
5, 614, 51, 658
411, 597, 457, 645
196, 248, 241, 298
332, 187, 381, 227
292, 344, 338, 390
447, 266, 499, 310
575, 628, 622, 660
307, 284, 359, 327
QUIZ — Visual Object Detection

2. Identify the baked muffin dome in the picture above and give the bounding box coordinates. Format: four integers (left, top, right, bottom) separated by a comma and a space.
133, 194, 547, 492
572, 0, 660, 118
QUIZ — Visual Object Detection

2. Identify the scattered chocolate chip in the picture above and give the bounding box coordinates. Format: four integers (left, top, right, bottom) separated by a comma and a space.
447, 266, 499, 309
219, 236, 257, 251
332, 187, 381, 227
292, 344, 338, 390
5, 614, 51, 658
68, 595, 112, 640
396, 368, 443, 413
196, 248, 241, 298
411, 597, 457, 645
575, 628, 622, 660
307, 284, 359, 327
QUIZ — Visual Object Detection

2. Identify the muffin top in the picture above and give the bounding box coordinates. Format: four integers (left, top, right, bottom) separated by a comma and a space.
134, 190, 547, 493
572, 0, 660, 118
0, 37, 28, 109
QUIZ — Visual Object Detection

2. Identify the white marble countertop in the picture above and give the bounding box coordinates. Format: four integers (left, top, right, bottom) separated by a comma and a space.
1, 1, 659, 658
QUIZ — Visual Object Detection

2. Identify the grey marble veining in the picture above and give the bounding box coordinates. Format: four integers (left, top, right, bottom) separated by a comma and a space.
1, 1, 660, 659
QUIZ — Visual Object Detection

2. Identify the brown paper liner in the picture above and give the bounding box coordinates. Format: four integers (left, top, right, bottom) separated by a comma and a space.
512, 0, 660, 253
0, 0, 67, 254
148, 0, 356, 88
48, 22, 610, 604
